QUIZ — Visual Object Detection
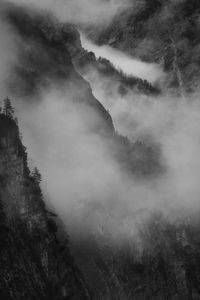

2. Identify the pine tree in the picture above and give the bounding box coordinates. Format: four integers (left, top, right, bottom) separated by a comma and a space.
31, 167, 42, 184
3, 97, 15, 119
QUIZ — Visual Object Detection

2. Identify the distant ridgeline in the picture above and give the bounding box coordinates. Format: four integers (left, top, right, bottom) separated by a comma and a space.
0, 98, 92, 300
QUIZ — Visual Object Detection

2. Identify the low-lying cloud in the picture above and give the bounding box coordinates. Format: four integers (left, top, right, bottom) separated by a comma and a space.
80, 32, 165, 84
16, 89, 160, 242
79, 64, 200, 225
1, 1, 200, 247
8, 0, 131, 27
0, 19, 19, 99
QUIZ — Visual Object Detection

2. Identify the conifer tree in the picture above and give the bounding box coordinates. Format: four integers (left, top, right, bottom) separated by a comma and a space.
3, 97, 14, 119
32, 167, 42, 184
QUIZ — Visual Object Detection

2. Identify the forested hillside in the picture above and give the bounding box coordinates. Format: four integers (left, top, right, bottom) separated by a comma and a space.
0, 4, 163, 298
86, 213, 200, 299
89, 0, 200, 93
1, 1, 200, 299
0, 98, 92, 300
3, 2, 161, 177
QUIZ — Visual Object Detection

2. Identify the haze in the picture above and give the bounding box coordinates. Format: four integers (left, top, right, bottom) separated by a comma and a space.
1, 1, 200, 245
80, 32, 165, 83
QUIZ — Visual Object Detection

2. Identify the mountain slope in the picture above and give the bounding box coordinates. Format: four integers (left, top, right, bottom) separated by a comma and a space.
0, 105, 92, 300
89, 0, 200, 94
1, 2, 200, 300
3, 2, 162, 176
3, 2, 114, 133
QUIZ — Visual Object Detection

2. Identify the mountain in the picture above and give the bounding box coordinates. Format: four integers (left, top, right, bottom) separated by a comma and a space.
0, 100, 92, 300
3, 3, 113, 133
65, 31, 160, 97
2, 2, 162, 177
89, 213, 200, 300
2, 2, 197, 299
87, 0, 200, 94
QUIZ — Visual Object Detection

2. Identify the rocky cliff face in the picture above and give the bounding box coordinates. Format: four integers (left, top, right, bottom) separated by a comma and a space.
0, 110, 92, 300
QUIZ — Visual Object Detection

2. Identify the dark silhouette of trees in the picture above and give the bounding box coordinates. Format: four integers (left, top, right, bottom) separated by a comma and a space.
2, 97, 15, 119
0, 96, 91, 299
31, 167, 42, 184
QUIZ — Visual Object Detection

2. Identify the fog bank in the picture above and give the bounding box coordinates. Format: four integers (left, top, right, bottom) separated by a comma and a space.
15, 81, 200, 244
8, 0, 131, 27
1, 2, 200, 246
80, 32, 165, 84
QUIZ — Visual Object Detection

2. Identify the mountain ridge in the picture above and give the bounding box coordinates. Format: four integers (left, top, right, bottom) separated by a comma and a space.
3, 2, 162, 177
0, 102, 92, 299
86, 0, 200, 94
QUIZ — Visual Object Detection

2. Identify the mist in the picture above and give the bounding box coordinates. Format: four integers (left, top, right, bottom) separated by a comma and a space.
16, 88, 200, 245
1, 1, 200, 247
0, 19, 19, 99
8, 0, 131, 27
79, 62, 200, 220
80, 32, 165, 84
15, 89, 160, 242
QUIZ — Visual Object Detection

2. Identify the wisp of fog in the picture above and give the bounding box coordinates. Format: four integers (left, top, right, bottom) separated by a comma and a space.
1, 1, 200, 246
8, 0, 132, 27
80, 32, 165, 84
